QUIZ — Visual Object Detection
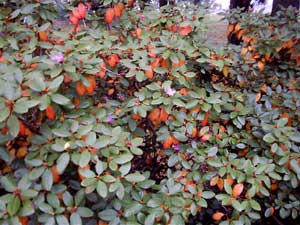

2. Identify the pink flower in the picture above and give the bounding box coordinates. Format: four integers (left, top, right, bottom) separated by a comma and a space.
140, 14, 145, 20
166, 87, 176, 96
50, 52, 64, 64
173, 144, 180, 151
107, 114, 114, 124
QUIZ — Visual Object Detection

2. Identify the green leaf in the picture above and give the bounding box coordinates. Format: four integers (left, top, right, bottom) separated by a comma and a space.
39, 202, 54, 214
201, 191, 215, 199
277, 118, 288, 127
86, 132, 96, 146
7, 114, 19, 138
63, 64, 76, 73
7, 196, 20, 216
250, 200, 261, 211
28, 76, 46, 92
170, 214, 185, 225
19, 200, 35, 216
96, 180, 108, 198
49, 75, 64, 91
79, 151, 91, 168
123, 202, 143, 218
268, 172, 281, 180
145, 213, 156, 225
173, 132, 188, 142
224, 180, 232, 195
22, 3, 38, 14
207, 159, 223, 167
125, 172, 146, 182
20, 189, 38, 198
38, 22, 51, 32
263, 133, 276, 143
113, 153, 133, 164
42, 168, 53, 191
70, 213, 82, 225
0, 107, 10, 122
197, 197, 208, 207
51, 94, 70, 105
173, 99, 185, 107
77, 207, 94, 217
232, 200, 243, 212
0, 176, 16, 192
13, 99, 39, 114
290, 159, 300, 175
56, 153, 70, 174
98, 209, 117, 221
47, 193, 60, 209
56, 215, 69, 225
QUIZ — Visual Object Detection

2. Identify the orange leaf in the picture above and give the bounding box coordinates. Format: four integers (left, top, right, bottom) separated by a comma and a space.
151, 58, 160, 69
255, 92, 261, 102
258, 61, 265, 71
63, 73, 72, 83
105, 8, 115, 24
107, 54, 119, 67
148, 108, 161, 122
210, 176, 219, 186
127, 0, 135, 7
51, 166, 60, 183
145, 68, 154, 80
18, 120, 27, 136
45, 105, 56, 120
114, 4, 122, 17
136, 28, 142, 38
159, 107, 169, 122
163, 136, 173, 149
217, 178, 224, 190
232, 183, 244, 198
179, 88, 188, 96
85, 76, 96, 94
16, 146, 27, 159
160, 58, 169, 70
200, 133, 211, 142
191, 127, 198, 138
201, 111, 209, 126
212, 212, 224, 221
19, 216, 29, 225
38, 31, 48, 42
76, 81, 86, 96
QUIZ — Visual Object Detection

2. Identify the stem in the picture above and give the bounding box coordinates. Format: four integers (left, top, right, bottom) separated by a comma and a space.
82, 19, 87, 29
100, 64, 119, 76
271, 215, 284, 225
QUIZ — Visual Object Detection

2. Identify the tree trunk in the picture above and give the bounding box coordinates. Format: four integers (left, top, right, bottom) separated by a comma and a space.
229, 0, 251, 12
271, 0, 299, 15
159, 0, 168, 7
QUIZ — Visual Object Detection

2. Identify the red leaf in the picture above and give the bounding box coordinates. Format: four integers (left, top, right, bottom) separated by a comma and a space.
179, 25, 192, 36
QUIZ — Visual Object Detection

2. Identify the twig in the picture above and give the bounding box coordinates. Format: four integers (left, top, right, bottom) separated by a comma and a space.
100, 64, 120, 76
82, 19, 87, 29
271, 215, 284, 225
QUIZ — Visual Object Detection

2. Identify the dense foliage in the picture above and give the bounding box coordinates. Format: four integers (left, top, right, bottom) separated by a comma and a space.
0, 1, 299, 225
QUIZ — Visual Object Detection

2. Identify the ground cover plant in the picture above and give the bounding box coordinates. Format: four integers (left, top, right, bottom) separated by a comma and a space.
0, 1, 299, 224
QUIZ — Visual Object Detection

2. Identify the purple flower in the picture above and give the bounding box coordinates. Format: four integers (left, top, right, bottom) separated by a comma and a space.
166, 87, 176, 96
107, 114, 114, 124
50, 52, 64, 64
173, 144, 180, 151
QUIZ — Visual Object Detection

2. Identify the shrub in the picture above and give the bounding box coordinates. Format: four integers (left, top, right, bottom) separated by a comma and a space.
0, 1, 299, 225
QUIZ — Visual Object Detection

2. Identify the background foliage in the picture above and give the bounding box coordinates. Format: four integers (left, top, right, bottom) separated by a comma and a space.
0, 1, 299, 224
